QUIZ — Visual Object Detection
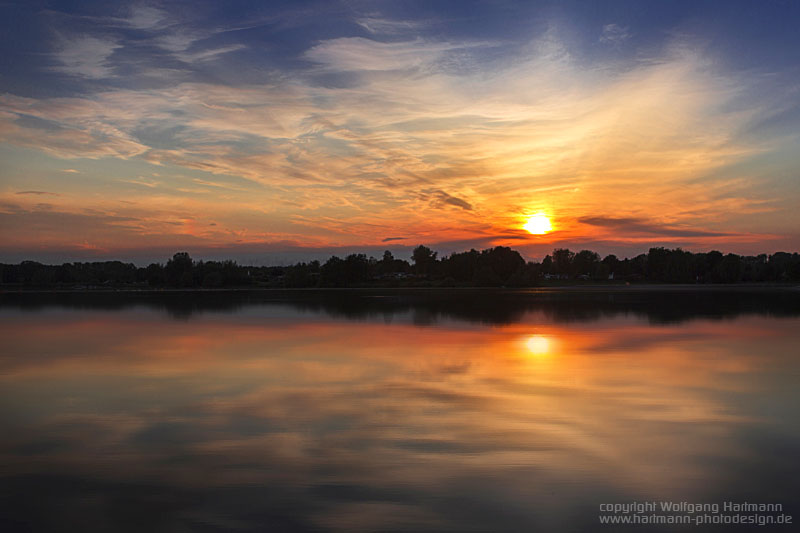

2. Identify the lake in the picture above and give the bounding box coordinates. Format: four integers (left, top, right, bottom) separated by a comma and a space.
1, 288, 798, 531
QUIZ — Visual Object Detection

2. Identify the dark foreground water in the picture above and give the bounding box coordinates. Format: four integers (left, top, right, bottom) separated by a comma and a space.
1, 288, 798, 532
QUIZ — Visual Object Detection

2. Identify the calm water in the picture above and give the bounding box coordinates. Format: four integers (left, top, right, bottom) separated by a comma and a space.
1, 289, 799, 532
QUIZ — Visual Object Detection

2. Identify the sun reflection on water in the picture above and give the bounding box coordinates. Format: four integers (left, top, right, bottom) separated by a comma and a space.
1, 298, 798, 531
524, 334, 552, 356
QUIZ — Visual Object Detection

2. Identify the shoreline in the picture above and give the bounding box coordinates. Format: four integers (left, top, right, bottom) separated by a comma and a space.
2, 283, 799, 295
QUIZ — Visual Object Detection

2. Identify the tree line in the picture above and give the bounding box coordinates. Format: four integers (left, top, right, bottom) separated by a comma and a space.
2, 246, 799, 289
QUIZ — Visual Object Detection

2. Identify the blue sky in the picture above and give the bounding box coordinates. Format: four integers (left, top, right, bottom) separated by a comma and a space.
1, 0, 799, 264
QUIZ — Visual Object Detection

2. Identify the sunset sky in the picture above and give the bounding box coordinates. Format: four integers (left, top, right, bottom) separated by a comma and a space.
1, 0, 799, 264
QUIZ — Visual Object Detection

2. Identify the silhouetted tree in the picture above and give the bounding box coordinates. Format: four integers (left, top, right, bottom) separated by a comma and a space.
283, 260, 320, 287
441, 249, 480, 282
4, 245, 800, 289
714, 253, 744, 283
165, 252, 194, 287
552, 248, 575, 277
379, 250, 395, 274
320, 256, 347, 287
541, 254, 554, 275
573, 250, 600, 277
412, 245, 438, 277
343, 254, 370, 284
475, 246, 525, 285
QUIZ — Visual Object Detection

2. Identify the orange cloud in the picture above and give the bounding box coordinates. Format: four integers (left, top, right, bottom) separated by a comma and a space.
1, 32, 797, 258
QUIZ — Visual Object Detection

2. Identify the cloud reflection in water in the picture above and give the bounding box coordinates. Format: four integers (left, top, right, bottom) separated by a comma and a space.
0, 290, 798, 531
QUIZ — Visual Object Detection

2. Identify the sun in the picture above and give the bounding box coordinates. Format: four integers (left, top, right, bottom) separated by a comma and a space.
523, 213, 552, 235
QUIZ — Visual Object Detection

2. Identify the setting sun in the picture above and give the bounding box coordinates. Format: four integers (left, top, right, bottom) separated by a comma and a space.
523, 213, 553, 235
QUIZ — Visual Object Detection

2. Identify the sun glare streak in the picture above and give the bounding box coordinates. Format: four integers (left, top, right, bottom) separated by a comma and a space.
523, 213, 553, 235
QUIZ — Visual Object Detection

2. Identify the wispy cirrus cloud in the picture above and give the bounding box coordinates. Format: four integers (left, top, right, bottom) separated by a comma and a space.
2, 12, 798, 259
52, 35, 121, 79
122, 4, 169, 31
599, 23, 631, 46
304, 37, 487, 72
45, 2, 247, 87
176, 43, 247, 63
355, 17, 428, 35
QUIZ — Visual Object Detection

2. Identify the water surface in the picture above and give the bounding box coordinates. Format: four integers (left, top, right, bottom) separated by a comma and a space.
1, 289, 798, 531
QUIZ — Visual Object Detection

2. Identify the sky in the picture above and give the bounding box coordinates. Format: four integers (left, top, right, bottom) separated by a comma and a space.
1, 0, 799, 265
